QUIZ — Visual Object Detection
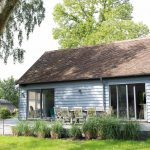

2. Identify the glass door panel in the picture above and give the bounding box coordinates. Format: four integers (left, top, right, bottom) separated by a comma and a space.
118, 85, 127, 118
110, 85, 117, 116
42, 89, 54, 118
28, 90, 41, 118
136, 84, 146, 119
128, 84, 135, 119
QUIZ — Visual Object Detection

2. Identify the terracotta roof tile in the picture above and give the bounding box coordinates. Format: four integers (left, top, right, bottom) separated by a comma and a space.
17, 37, 150, 84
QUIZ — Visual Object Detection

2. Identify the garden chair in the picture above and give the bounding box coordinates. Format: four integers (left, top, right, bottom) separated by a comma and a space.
54, 107, 63, 121
60, 107, 70, 124
86, 107, 96, 119
73, 107, 84, 124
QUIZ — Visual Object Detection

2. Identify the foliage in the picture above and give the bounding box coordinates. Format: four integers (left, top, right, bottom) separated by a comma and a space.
0, 107, 11, 119
36, 121, 50, 138
12, 121, 32, 136
0, 107, 11, 135
70, 125, 82, 139
32, 120, 49, 137
51, 121, 64, 138
11, 126, 22, 136
53, 0, 149, 48
0, 0, 45, 63
122, 121, 140, 140
82, 117, 100, 139
99, 116, 140, 140
0, 76, 19, 107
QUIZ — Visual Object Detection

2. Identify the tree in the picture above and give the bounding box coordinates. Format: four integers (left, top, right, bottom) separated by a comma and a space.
0, 77, 19, 107
0, 108, 11, 135
53, 0, 149, 48
0, 0, 45, 63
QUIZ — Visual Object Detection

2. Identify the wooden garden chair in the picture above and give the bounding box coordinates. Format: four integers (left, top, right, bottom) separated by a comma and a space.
86, 107, 96, 119
60, 107, 70, 124
54, 107, 63, 121
73, 107, 84, 124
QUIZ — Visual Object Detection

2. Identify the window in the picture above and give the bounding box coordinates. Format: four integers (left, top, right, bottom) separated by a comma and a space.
110, 83, 146, 120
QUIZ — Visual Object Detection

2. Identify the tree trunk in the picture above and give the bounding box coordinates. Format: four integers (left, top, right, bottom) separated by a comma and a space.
0, 0, 19, 35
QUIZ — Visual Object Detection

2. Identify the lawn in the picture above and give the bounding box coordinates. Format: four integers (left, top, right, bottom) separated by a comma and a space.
0, 136, 150, 150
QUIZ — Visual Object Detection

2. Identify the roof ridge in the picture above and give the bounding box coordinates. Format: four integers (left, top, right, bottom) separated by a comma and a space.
113, 36, 150, 44
45, 36, 150, 54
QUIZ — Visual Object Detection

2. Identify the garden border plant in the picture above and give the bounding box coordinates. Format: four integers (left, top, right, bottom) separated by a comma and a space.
50, 121, 64, 139
70, 125, 82, 139
82, 117, 100, 139
11, 116, 141, 141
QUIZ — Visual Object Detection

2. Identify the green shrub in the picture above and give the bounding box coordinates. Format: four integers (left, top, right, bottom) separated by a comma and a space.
99, 116, 121, 139
0, 108, 11, 119
23, 122, 32, 136
51, 121, 64, 139
82, 117, 100, 139
70, 125, 82, 139
99, 116, 140, 140
32, 120, 50, 138
122, 121, 140, 140
12, 126, 21, 136
62, 128, 70, 138
12, 121, 32, 136
0, 108, 11, 134
37, 123, 49, 138
12, 121, 24, 136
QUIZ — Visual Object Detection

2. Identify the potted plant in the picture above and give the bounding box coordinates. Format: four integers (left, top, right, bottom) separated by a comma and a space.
51, 121, 63, 139
11, 121, 26, 136
32, 120, 49, 138
82, 117, 99, 139
70, 125, 82, 139
37, 123, 49, 138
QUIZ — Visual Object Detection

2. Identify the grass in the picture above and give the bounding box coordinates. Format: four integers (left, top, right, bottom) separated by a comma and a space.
0, 136, 150, 150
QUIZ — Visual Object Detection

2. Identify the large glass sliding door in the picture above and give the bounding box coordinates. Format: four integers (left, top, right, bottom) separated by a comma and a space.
28, 89, 54, 119
110, 83, 146, 120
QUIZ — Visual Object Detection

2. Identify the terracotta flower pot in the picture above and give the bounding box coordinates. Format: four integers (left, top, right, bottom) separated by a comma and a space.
24, 131, 32, 136
84, 131, 99, 140
84, 131, 93, 140
37, 132, 45, 138
50, 131, 59, 139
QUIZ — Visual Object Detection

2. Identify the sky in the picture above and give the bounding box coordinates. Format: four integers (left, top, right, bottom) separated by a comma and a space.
0, 0, 150, 80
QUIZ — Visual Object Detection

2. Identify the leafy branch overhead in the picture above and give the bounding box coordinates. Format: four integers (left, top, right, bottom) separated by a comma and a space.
53, 0, 149, 48
0, 0, 45, 63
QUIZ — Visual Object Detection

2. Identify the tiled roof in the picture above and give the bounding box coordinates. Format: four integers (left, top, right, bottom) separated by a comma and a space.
17, 37, 150, 84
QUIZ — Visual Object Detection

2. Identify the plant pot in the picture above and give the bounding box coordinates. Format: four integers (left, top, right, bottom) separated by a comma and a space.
84, 131, 93, 140
50, 131, 59, 139
84, 131, 98, 140
24, 131, 32, 136
37, 132, 45, 138
73, 135, 82, 140
12, 128, 21, 136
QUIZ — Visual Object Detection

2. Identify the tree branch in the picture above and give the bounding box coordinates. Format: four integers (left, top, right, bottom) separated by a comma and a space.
77, 0, 88, 18
0, 0, 19, 35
